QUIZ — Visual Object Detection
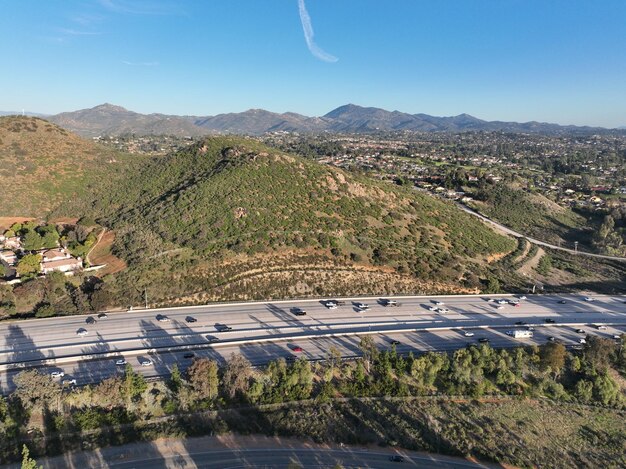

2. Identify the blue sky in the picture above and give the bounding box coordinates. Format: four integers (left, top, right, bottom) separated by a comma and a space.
1, 0, 625, 127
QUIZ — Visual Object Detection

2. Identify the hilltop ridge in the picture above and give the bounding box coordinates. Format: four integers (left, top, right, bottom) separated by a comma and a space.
36, 103, 616, 138
0, 116, 131, 216
63, 135, 516, 305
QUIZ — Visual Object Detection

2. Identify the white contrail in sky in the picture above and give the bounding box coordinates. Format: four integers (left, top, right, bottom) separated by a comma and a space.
298, 0, 338, 63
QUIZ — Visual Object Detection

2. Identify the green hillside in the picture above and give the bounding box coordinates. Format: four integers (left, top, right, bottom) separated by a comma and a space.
470, 184, 590, 245
68, 137, 516, 305
0, 116, 134, 217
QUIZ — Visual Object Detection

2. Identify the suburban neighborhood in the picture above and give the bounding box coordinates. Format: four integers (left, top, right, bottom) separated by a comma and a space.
0, 221, 88, 282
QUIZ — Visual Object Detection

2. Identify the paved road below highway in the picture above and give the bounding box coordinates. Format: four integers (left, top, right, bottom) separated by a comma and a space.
4, 434, 498, 469
1, 293, 625, 392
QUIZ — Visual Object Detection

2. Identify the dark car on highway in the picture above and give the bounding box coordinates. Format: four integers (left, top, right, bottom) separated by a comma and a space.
292, 308, 307, 316
185, 316, 197, 323
183, 353, 195, 359
545, 318, 556, 323
389, 455, 405, 462
97, 312, 108, 319
216, 324, 232, 332
382, 299, 399, 307
558, 300, 566, 304
478, 338, 489, 343
86, 316, 96, 325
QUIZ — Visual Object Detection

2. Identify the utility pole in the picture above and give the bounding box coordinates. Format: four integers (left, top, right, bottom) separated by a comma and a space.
144, 288, 148, 309
574, 241, 578, 253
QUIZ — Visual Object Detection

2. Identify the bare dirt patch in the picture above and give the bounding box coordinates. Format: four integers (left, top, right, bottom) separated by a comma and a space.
0, 216, 34, 231
517, 246, 545, 276
88, 230, 126, 275
49, 216, 79, 225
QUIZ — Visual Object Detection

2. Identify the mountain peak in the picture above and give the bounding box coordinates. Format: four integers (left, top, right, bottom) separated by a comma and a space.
92, 103, 130, 113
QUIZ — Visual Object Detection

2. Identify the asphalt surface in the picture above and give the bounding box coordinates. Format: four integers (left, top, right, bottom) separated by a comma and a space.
1, 294, 625, 392
4, 434, 499, 469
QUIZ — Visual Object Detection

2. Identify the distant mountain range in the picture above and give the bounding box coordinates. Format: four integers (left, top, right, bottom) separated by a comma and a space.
1, 103, 621, 137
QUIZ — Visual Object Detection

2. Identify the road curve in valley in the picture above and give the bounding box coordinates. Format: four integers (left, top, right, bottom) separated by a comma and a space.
455, 202, 626, 262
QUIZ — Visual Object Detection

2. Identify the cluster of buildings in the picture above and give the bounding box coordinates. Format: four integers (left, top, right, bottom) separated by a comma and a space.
0, 233, 83, 281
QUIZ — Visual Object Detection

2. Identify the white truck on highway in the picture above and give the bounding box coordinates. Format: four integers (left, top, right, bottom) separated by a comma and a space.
506, 329, 533, 339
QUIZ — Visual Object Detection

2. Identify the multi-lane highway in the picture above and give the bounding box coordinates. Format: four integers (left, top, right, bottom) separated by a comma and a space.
1, 294, 625, 392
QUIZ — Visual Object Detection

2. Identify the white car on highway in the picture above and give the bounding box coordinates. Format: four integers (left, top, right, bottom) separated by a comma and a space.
139, 358, 153, 366
115, 358, 127, 366
355, 302, 370, 310
583, 297, 593, 302
51, 371, 65, 378
463, 331, 475, 337
428, 306, 437, 311
62, 378, 77, 386
434, 301, 445, 306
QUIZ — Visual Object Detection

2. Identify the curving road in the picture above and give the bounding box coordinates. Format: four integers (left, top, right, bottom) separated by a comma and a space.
1, 293, 625, 393
8, 434, 499, 469
455, 202, 626, 262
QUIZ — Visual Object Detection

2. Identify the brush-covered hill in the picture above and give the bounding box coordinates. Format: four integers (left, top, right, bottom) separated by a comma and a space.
0, 116, 134, 217
50, 103, 206, 138
69, 136, 516, 305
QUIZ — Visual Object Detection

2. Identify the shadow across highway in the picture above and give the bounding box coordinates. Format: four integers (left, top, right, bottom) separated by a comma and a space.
4, 324, 47, 389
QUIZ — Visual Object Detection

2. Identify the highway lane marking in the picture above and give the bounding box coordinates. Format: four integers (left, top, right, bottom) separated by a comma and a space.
2, 321, 624, 372
2, 293, 622, 328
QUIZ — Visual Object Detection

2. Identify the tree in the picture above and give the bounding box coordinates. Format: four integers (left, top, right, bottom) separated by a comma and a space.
169, 363, 183, 393
16, 254, 41, 279
539, 342, 566, 378
37, 224, 60, 249
359, 336, 378, 373
123, 363, 147, 402
326, 345, 342, 379
34, 302, 56, 318
186, 358, 219, 400
584, 336, 616, 371
21, 445, 42, 469
593, 372, 620, 406
93, 376, 124, 409
223, 353, 253, 399
90, 285, 112, 312
574, 379, 593, 403
22, 230, 43, 251
13, 370, 62, 412
483, 276, 501, 294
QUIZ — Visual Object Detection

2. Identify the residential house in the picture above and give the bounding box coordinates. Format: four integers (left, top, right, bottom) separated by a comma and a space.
3, 237, 21, 250
0, 250, 17, 266
41, 248, 71, 263
40, 248, 82, 274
